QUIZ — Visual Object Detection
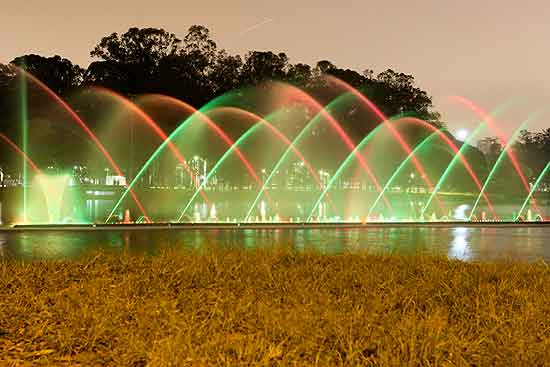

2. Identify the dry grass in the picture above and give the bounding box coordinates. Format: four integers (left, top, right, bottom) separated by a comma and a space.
1, 246, 550, 366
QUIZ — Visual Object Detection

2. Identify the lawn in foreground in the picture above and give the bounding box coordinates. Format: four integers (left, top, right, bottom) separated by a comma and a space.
1, 247, 550, 366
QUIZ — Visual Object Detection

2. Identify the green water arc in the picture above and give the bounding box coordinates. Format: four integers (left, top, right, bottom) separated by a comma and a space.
469, 109, 548, 220
366, 130, 443, 219
243, 92, 364, 222
105, 90, 243, 223
420, 123, 487, 217
176, 109, 287, 222
306, 121, 398, 222
516, 161, 550, 220
420, 99, 523, 217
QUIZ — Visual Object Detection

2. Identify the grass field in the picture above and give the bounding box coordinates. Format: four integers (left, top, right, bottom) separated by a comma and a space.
1, 247, 550, 366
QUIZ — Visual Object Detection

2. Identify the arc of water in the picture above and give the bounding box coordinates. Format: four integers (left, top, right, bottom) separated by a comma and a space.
378, 117, 497, 219
306, 121, 407, 222
366, 130, 443, 218
14, 67, 151, 222
420, 123, 496, 218
177, 121, 263, 221
91, 89, 207, 201
216, 107, 328, 190
451, 96, 542, 215
177, 107, 334, 222
105, 94, 271, 223
244, 91, 394, 222
469, 109, 548, 220
324, 75, 447, 213
268, 82, 391, 209
105, 92, 239, 223
417, 98, 526, 219
0, 133, 41, 174
516, 161, 550, 220
141, 97, 273, 203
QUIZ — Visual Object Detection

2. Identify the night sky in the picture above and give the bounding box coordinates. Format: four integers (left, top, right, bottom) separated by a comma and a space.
2, 0, 549, 137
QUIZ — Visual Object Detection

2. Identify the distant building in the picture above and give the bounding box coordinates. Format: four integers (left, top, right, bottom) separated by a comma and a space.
189, 156, 208, 187
175, 163, 186, 187
318, 169, 331, 189
106, 175, 127, 186
287, 162, 308, 190
70, 165, 92, 186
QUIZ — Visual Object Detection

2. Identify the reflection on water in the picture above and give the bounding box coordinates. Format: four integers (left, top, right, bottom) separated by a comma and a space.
0, 226, 548, 262
449, 227, 471, 261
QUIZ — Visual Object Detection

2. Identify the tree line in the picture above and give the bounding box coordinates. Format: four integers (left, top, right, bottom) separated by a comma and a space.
0, 26, 439, 127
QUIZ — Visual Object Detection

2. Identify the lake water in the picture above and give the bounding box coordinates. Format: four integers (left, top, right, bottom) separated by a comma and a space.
0, 226, 548, 262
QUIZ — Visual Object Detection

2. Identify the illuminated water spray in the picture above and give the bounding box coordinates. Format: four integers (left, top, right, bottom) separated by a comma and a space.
517, 161, 550, 221
35, 174, 70, 223
3, 72, 547, 225
19, 67, 29, 223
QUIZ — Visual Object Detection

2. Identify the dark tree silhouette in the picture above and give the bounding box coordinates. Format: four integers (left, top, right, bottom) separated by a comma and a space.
10, 55, 83, 95
90, 27, 181, 66
241, 51, 290, 86
86, 27, 182, 93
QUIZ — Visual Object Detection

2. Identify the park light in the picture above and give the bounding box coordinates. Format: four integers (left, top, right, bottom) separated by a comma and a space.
456, 129, 469, 142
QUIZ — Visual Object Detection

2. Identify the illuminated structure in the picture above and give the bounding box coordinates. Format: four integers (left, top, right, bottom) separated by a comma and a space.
0, 73, 548, 225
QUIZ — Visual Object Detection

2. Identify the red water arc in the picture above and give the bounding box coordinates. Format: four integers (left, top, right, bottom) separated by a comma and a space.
89, 88, 209, 204
399, 117, 497, 219
0, 133, 42, 174
450, 96, 542, 214
324, 75, 447, 214
269, 82, 393, 212
142, 95, 273, 203
211, 107, 338, 212
18, 68, 150, 222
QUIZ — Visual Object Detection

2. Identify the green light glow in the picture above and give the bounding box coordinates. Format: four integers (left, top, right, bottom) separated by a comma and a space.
19, 68, 28, 223
35, 174, 70, 223
245, 92, 361, 222
516, 161, 550, 220
469, 109, 547, 220
366, 130, 442, 218
106, 90, 242, 223
306, 122, 392, 222
177, 110, 285, 222
420, 123, 487, 216
421, 100, 520, 217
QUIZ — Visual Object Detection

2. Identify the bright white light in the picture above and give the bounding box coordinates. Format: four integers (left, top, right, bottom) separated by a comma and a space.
453, 204, 470, 220
456, 129, 469, 141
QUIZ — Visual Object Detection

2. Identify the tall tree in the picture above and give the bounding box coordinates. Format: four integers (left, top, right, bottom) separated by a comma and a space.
10, 54, 83, 95
370, 69, 437, 122
241, 51, 290, 86
0, 63, 18, 135
90, 27, 181, 66
210, 51, 243, 95
287, 63, 313, 87
87, 27, 181, 93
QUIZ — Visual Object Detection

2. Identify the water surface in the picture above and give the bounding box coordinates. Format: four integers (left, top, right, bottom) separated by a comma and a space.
0, 226, 548, 262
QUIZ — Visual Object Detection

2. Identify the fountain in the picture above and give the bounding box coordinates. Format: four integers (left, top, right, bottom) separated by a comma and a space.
0, 68, 548, 225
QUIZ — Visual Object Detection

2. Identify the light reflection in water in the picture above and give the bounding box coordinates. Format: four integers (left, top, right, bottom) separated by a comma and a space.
0, 234, 6, 259
448, 227, 472, 261
0, 226, 549, 262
